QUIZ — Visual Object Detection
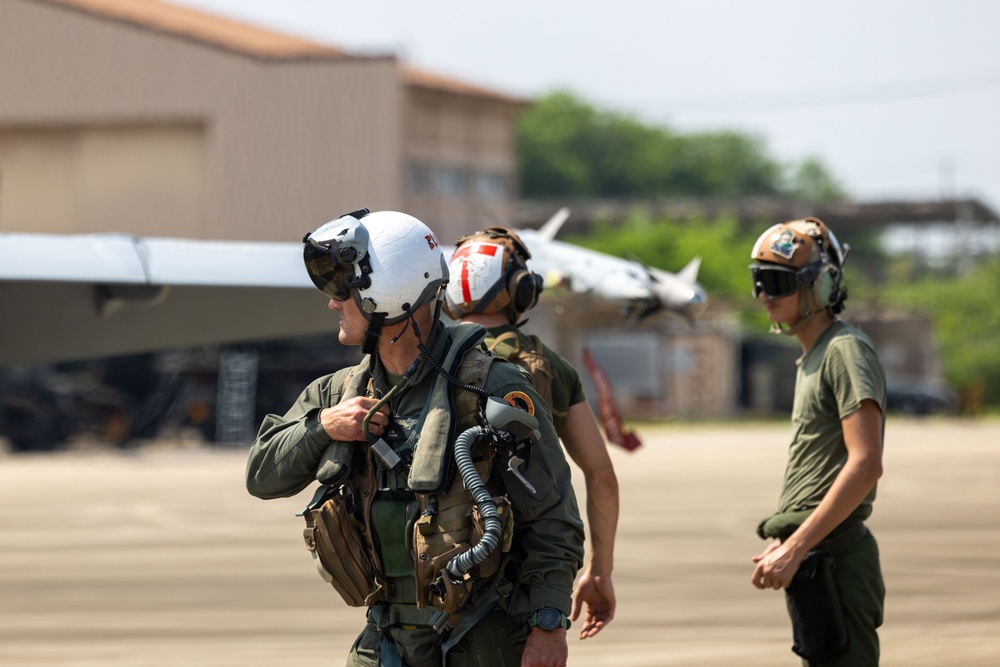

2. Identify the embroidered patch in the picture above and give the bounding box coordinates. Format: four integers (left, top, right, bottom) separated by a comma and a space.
503, 390, 535, 415
770, 229, 797, 260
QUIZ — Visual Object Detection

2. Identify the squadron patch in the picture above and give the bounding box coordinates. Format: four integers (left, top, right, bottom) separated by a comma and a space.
503, 390, 535, 415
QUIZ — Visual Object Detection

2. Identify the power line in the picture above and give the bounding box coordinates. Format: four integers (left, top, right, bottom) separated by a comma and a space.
642, 71, 1000, 115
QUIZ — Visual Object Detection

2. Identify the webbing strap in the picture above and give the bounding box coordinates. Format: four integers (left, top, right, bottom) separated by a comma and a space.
369, 602, 439, 628
440, 588, 502, 654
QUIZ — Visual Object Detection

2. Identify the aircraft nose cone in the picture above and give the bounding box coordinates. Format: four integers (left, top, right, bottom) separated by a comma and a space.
684, 286, 709, 315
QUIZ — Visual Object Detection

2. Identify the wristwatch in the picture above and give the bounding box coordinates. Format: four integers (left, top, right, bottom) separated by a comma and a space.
528, 607, 570, 631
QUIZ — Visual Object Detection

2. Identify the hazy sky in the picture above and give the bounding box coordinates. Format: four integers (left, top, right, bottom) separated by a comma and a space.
176, 0, 1000, 212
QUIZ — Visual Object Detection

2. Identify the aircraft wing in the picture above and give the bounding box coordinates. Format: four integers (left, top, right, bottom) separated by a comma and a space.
1, 217, 707, 365
0, 232, 327, 365
0, 233, 308, 287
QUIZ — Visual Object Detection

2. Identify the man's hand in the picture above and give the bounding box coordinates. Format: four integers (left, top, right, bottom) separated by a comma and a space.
521, 627, 567, 667
571, 572, 616, 639
320, 397, 389, 442
751, 539, 804, 590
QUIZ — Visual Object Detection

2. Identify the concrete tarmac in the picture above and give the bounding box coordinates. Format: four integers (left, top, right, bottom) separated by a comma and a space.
1, 418, 998, 666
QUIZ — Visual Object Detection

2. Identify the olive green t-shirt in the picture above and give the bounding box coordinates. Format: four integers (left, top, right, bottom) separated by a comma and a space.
778, 320, 887, 517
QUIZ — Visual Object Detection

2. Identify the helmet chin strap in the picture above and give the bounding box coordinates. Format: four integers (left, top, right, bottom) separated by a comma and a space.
769, 311, 816, 336
769, 289, 821, 336
362, 312, 386, 355
365, 292, 447, 355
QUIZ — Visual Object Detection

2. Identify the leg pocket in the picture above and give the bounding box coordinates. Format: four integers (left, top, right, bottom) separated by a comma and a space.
346, 622, 381, 667
786, 550, 848, 662
447, 607, 530, 667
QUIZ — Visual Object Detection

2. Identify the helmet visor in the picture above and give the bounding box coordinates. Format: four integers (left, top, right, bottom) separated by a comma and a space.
750, 264, 799, 299
303, 215, 371, 301
303, 241, 356, 300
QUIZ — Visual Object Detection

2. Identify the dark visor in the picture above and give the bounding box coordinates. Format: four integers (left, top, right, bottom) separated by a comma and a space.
303, 212, 371, 301
750, 264, 800, 299
303, 240, 358, 301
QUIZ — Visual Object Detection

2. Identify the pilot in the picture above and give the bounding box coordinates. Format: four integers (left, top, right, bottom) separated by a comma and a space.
747, 217, 886, 666
245, 209, 584, 667
445, 227, 620, 640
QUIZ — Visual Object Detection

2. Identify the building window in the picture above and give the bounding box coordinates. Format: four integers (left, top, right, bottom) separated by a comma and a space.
407, 163, 432, 194
406, 162, 507, 201
434, 166, 467, 197
474, 172, 507, 200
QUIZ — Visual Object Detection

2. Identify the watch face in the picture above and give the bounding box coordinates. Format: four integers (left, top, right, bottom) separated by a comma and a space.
537, 607, 562, 631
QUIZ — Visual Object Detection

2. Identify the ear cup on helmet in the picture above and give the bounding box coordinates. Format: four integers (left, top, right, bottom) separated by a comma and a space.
812, 264, 839, 307
508, 269, 543, 313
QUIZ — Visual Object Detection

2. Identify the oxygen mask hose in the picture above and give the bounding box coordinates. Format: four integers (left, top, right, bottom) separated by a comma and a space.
444, 397, 541, 580
445, 425, 502, 579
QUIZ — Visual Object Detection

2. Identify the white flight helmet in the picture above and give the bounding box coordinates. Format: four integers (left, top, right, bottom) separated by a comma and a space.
303, 209, 449, 327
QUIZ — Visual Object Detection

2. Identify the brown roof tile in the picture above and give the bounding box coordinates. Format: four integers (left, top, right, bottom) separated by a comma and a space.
402, 67, 528, 106
37, 0, 349, 59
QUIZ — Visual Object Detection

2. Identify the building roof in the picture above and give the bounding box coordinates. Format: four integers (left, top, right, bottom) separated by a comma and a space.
39, 0, 347, 59
401, 68, 527, 107
35, 0, 526, 104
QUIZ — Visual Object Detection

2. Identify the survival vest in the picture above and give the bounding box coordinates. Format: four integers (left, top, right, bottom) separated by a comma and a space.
487, 330, 560, 422
300, 324, 513, 614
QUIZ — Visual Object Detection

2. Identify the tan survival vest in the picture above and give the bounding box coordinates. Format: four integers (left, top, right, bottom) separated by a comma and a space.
487, 331, 560, 422
301, 324, 513, 614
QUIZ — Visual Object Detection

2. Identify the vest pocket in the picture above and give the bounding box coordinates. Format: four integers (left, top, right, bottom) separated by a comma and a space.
470, 496, 514, 579
412, 495, 515, 613
303, 488, 383, 607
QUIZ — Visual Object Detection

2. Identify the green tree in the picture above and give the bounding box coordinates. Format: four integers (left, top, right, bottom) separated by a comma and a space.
882, 259, 1000, 407
787, 158, 848, 201
517, 91, 845, 201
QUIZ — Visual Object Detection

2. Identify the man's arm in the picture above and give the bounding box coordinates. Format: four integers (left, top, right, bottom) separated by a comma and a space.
244, 373, 341, 499
522, 627, 568, 667
484, 366, 584, 665
560, 400, 619, 638
751, 399, 883, 589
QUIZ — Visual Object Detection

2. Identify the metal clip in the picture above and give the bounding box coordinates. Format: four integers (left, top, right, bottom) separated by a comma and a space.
370, 437, 406, 474
506, 455, 537, 494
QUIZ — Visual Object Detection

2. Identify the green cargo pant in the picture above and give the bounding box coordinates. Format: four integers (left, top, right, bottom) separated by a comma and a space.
786, 529, 885, 667
346, 603, 531, 667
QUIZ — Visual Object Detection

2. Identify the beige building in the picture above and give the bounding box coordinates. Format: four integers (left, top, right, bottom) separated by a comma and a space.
0, 0, 526, 244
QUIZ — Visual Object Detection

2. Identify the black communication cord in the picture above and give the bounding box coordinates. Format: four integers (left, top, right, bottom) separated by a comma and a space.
410, 313, 490, 400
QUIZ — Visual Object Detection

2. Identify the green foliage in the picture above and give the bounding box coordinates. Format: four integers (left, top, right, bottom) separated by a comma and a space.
517, 91, 846, 201
568, 215, 1000, 408
521, 90, 998, 408
881, 259, 1000, 405
787, 158, 848, 202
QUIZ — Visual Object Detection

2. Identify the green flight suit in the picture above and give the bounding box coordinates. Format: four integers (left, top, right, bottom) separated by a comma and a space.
246, 321, 584, 667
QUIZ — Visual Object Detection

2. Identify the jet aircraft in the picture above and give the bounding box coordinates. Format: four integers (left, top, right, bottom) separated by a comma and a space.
0, 210, 706, 366
514, 208, 707, 323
